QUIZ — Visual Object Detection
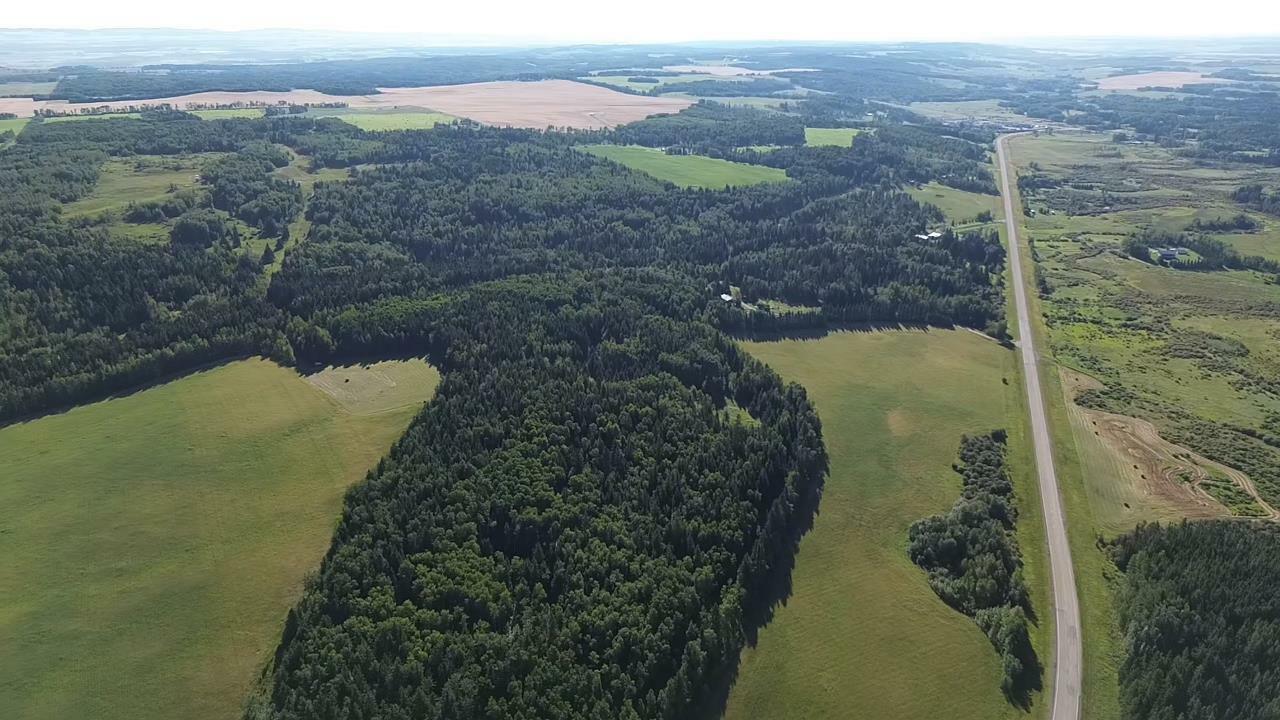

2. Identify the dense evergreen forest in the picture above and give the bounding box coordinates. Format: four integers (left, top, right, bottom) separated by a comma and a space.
254, 274, 827, 719
908, 432, 1038, 703
0, 106, 1005, 422
1110, 522, 1280, 720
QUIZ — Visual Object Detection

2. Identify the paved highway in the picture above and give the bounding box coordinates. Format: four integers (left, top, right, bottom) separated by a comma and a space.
996, 133, 1082, 720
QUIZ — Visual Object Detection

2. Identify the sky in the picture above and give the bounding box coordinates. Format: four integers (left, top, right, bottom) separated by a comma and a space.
5, 0, 1279, 44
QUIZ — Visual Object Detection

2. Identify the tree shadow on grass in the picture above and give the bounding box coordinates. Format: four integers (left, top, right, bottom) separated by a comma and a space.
687, 453, 827, 720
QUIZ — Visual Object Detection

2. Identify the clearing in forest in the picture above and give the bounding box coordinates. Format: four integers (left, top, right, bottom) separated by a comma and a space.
62, 155, 212, 217
804, 127, 861, 147
726, 329, 1048, 720
0, 358, 439, 720
0, 80, 57, 96
189, 108, 265, 120
908, 181, 1003, 225
581, 144, 788, 189
311, 110, 456, 131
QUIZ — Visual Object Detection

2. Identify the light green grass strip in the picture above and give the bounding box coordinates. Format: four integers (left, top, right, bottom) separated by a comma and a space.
321, 111, 456, 131
581, 144, 788, 189
804, 127, 862, 147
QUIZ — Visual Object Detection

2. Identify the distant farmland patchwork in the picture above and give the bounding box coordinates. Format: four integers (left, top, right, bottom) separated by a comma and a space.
0, 80, 692, 129
0, 358, 439, 720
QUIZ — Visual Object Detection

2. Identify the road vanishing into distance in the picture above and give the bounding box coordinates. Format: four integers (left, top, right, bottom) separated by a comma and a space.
996, 133, 1082, 720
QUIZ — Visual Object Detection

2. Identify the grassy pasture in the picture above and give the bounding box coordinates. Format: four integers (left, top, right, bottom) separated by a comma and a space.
727, 329, 1048, 720
908, 99, 1030, 123
271, 153, 349, 194
0, 117, 28, 134
317, 111, 456, 131
63, 155, 211, 217
189, 108, 265, 120
580, 144, 788, 189
803, 127, 861, 147
0, 358, 439, 720
1214, 229, 1280, 262
0, 81, 58, 96
0, 117, 26, 149
908, 181, 1003, 224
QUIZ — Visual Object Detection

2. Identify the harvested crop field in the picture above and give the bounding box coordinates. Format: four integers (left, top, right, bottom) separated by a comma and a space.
1095, 71, 1226, 90
0, 80, 691, 129
372, 81, 691, 128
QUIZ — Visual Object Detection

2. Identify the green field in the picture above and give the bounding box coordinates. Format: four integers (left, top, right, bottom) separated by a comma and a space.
907, 99, 1031, 123
44, 113, 143, 123
804, 127, 862, 147
727, 329, 1048, 720
190, 108, 266, 120
0, 357, 440, 720
0, 117, 28, 134
908, 181, 1003, 225
63, 155, 212, 217
580, 144, 788, 189
1214, 228, 1280, 263
0, 117, 27, 148
311, 110, 455, 131
0, 81, 58, 96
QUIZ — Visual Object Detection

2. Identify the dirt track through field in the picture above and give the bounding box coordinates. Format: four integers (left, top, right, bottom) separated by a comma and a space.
0, 80, 692, 129
1082, 405, 1270, 517
998, 133, 1082, 720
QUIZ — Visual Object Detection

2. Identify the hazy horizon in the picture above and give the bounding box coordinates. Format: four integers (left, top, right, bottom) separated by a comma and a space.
5, 0, 1280, 47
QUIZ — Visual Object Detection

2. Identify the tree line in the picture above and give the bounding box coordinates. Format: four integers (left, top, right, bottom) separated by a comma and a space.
908, 431, 1040, 703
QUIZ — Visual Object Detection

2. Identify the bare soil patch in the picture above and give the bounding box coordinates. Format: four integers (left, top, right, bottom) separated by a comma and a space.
1095, 71, 1227, 91
0, 80, 691, 129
